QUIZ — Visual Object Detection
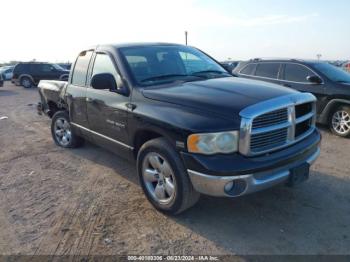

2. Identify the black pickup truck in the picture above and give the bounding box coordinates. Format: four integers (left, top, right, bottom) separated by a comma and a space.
38, 43, 321, 214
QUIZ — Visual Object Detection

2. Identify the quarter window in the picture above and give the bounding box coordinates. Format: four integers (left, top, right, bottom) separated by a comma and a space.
284, 64, 315, 82
71, 51, 93, 86
255, 63, 280, 79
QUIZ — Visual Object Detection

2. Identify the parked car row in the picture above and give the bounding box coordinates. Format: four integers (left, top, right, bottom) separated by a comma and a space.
232, 59, 350, 137
12, 62, 70, 88
0, 62, 72, 89
0, 65, 14, 80
3, 51, 350, 140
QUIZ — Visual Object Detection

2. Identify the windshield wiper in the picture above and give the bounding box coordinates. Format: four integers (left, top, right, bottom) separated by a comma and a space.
336, 80, 350, 84
140, 74, 190, 83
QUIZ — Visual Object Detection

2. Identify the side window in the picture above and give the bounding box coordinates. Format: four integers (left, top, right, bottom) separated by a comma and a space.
71, 51, 93, 86
92, 53, 119, 80
255, 63, 280, 79
284, 64, 315, 82
240, 63, 256, 75
39, 64, 53, 72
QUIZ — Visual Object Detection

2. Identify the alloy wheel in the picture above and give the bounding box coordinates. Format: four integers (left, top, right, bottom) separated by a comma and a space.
54, 117, 72, 146
332, 110, 350, 135
142, 152, 176, 205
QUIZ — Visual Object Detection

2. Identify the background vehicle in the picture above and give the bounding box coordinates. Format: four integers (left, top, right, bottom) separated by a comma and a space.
12, 62, 69, 88
233, 59, 350, 137
37, 43, 320, 214
57, 63, 72, 70
343, 61, 350, 72
0, 73, 3, 87
220, 60, 240, 74
0, 65, 14, 80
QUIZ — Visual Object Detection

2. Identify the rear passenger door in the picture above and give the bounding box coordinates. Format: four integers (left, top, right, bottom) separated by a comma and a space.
34, 64, 56, 81
253, 62, 282, 85
86, 52, 130, 152
66, 50, 93, 128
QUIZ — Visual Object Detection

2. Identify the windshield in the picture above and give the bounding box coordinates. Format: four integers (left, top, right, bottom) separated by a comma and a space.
52, 64, 65, 70
119, 45, 230, 86
313, 63, 350, 83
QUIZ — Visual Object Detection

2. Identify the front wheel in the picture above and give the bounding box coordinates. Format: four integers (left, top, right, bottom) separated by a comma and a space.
330, 105, 350, 137
51, 111, 84, 148
137, 138, 200, 215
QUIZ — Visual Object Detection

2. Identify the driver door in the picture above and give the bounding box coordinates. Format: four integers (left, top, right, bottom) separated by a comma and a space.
281, 63, 326, 113
86, 52, 131, 154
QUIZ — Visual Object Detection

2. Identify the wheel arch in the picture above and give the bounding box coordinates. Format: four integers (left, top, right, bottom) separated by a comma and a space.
318, 99, 350, 124
133, 128, 175, 159
19, 74, 35, 83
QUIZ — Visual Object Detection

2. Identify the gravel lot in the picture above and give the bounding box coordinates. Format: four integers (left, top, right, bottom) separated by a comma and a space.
0, 82, 349, 256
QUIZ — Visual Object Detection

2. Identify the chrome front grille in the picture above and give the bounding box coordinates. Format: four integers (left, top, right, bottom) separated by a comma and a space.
239, 93, 317, 156
252, 108, 288, 129
250, 128, 288, 152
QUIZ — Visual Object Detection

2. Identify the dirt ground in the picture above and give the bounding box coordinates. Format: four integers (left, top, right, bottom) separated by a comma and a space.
0, 82, 349, 256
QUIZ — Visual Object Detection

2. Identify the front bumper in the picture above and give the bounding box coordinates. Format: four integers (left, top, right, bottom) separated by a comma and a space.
183, 129, 321, 197
187, 147, 320, 197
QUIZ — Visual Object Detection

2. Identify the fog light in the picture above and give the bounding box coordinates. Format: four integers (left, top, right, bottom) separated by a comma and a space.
224, 179, 247, 196
224, 181, 234, 192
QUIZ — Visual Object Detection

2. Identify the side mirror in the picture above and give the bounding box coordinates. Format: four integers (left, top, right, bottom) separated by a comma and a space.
91, 73, 118, 90
307, 75, 322, 84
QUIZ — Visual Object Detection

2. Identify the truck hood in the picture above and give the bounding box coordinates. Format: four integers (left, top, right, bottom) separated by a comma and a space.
142, 77, 298, 118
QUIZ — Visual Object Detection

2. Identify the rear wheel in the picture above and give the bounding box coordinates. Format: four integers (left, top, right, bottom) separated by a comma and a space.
137, 138, 200, 215
21, 77, 33, 88
51, 111, 84, 148
330, 105, 350, 137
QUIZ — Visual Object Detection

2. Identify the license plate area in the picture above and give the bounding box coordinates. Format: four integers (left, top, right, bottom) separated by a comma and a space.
287, 163, 310, 186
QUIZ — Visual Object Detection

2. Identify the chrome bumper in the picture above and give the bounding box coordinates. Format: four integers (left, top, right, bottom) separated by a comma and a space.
187, 147, 320, 197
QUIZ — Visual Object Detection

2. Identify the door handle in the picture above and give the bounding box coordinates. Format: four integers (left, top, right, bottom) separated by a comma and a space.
283, 83, 292, 87
86, 97, 93, 102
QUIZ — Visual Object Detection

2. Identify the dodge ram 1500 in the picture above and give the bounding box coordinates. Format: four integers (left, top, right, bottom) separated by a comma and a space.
37, 43, 321, 214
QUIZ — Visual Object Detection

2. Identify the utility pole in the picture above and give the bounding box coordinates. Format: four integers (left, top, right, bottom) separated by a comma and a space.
185, 31, 188, 45
317, 54, 322, 61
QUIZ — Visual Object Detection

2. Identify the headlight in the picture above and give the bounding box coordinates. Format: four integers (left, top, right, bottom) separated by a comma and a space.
187, 131, 239, 155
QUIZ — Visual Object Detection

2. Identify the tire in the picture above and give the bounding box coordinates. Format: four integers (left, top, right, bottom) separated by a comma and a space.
51, 111, 84, 148
329, 105, 350, 137
137, 138, 200, 215
20, 77, 33, 88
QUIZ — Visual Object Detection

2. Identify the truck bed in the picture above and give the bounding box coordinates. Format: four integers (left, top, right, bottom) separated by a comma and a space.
37, 80, 68, 116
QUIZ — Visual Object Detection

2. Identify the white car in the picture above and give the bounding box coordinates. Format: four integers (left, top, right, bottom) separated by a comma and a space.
0, 66, 14, 80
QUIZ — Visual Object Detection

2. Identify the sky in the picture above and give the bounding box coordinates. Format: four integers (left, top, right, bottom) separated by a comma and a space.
0, 0, 349, 63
